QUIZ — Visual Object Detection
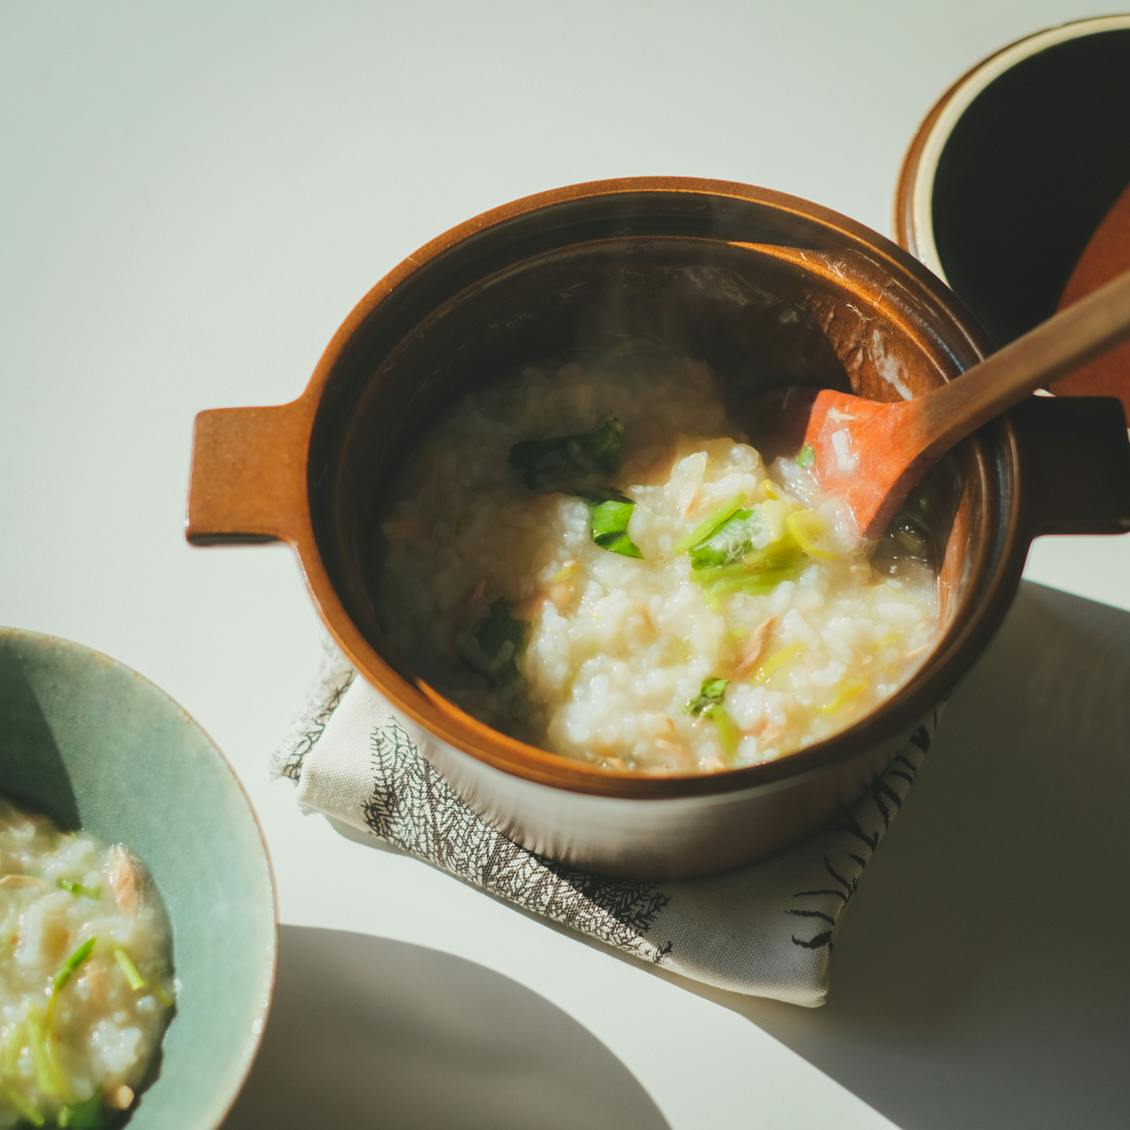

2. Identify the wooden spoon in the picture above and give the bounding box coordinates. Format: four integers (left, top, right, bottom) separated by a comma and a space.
769, 268, 1130, 540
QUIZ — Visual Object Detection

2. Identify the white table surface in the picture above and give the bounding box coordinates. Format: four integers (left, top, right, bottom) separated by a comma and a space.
4, 2, 1129, 1127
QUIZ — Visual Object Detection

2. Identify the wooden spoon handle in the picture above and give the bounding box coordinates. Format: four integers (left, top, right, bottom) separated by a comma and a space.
911, 268, 1130, 462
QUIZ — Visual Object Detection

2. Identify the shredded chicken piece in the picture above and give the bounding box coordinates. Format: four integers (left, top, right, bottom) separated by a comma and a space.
545, 579, 577, 613
106, 846, 140, 917
0, 873, 44, 889
80, 960, 109, 1005
730, 618, 777, 679
681, 487, 702, 519
653, 739, 694, 769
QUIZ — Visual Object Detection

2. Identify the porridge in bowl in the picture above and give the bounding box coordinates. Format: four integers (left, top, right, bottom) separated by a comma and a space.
378, 354, 937, 773
0, 798, 174, 1129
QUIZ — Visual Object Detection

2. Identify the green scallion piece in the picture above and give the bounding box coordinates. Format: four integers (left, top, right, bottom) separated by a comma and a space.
0, 1079, 45, 1127
1, 1017, 25, 1076
113, 947, 146, 992
797, 443, 815, 468
684, 679, 743, 758
673, 495, 748, 554
587, 495, 643, 558
153, 981, 176, 1009
25, 1011, 66, 1100
686, 508, 762, 570
686, 676, 728, 717
52, 937, 96, 994
56, 879, 101, 900
711, 705, 742, 760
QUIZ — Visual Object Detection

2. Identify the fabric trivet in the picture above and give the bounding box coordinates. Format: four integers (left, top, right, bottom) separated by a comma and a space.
274, 642, 940, 1006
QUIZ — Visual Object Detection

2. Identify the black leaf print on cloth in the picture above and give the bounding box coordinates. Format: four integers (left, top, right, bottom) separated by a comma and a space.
277, 670, 356, 781
787, 712, 938, 951
362, 716, 675, 964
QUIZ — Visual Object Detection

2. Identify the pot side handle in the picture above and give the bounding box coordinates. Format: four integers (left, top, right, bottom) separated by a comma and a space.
185, 400, 312, 545
1012, 395, 1130, 538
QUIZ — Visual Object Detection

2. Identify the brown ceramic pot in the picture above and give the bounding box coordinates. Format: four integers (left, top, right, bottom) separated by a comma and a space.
186, 177, 1130, 878
894, 15, 1130, 353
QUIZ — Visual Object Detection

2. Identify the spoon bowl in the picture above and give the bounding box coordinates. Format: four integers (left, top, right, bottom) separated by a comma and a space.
776, 270, 1130, 538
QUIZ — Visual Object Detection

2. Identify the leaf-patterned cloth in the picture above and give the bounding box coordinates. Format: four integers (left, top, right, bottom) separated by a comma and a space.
275, 645, 940, 1006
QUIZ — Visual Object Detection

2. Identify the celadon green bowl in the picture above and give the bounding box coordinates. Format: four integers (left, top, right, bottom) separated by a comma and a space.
0, 628, 276, 1128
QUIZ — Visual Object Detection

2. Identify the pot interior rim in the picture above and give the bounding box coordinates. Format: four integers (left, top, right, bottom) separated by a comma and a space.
302, 176, 1017, 799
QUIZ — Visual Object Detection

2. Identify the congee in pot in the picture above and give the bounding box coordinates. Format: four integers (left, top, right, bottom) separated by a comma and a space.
378, 350, 938, 773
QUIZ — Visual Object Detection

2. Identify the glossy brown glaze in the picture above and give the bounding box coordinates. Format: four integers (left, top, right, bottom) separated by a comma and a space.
186, 177, 1130, 877
1055, 185, 1130, 420
895, 16, 1130, 354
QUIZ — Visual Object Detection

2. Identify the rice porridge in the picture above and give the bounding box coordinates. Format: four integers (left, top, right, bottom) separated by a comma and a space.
0, 799, 174, 1128
378, 355, 937, 772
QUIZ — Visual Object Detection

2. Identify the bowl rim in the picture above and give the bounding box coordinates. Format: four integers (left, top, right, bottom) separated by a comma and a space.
894, 13, 1130, 281
0, 625, 279, 1129
287, 175, 1032, 800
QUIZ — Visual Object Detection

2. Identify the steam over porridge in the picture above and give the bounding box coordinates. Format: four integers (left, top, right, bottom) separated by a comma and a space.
378, 355, 937, 772
0, 799, 174, 1129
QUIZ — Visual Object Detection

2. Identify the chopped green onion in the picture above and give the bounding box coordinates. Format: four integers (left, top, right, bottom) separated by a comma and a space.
673, 495, 748, 554
710, 706, 742, 761
153, 981, 176, 1009
509, 418, 624, 493
685, 678, 742, 759
687, 508, 761, 569
52, 937, 96, 994
57, 1094, 110, 1129
587, 496, 642, 558
0, 1079, 44, 1127
1, 1016, 25, 1076
113, 947, 146, 992
694, 546, 807, 603
686, 677, 728, 717
457, 601, 526, 688
819, 676, 868, 714
56, 879, 101, 900
752, 640, 808, 685
797, 443, 815, 468
25, 1011, 67, 1101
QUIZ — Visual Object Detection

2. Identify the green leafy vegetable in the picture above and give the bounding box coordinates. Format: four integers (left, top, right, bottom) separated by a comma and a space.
56, 879, 101, 900
509, 418, 624, 493
797, 443, 815, 468
457, 601, 527, 687
113, 947, 146, 992
52, 937, 96, 994
686, 676, 729, 717
587, 495, 642, 558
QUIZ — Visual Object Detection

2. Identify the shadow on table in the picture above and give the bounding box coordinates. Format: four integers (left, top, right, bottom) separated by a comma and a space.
223, 926, 670, 1130
707, 581, 1130, 1129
